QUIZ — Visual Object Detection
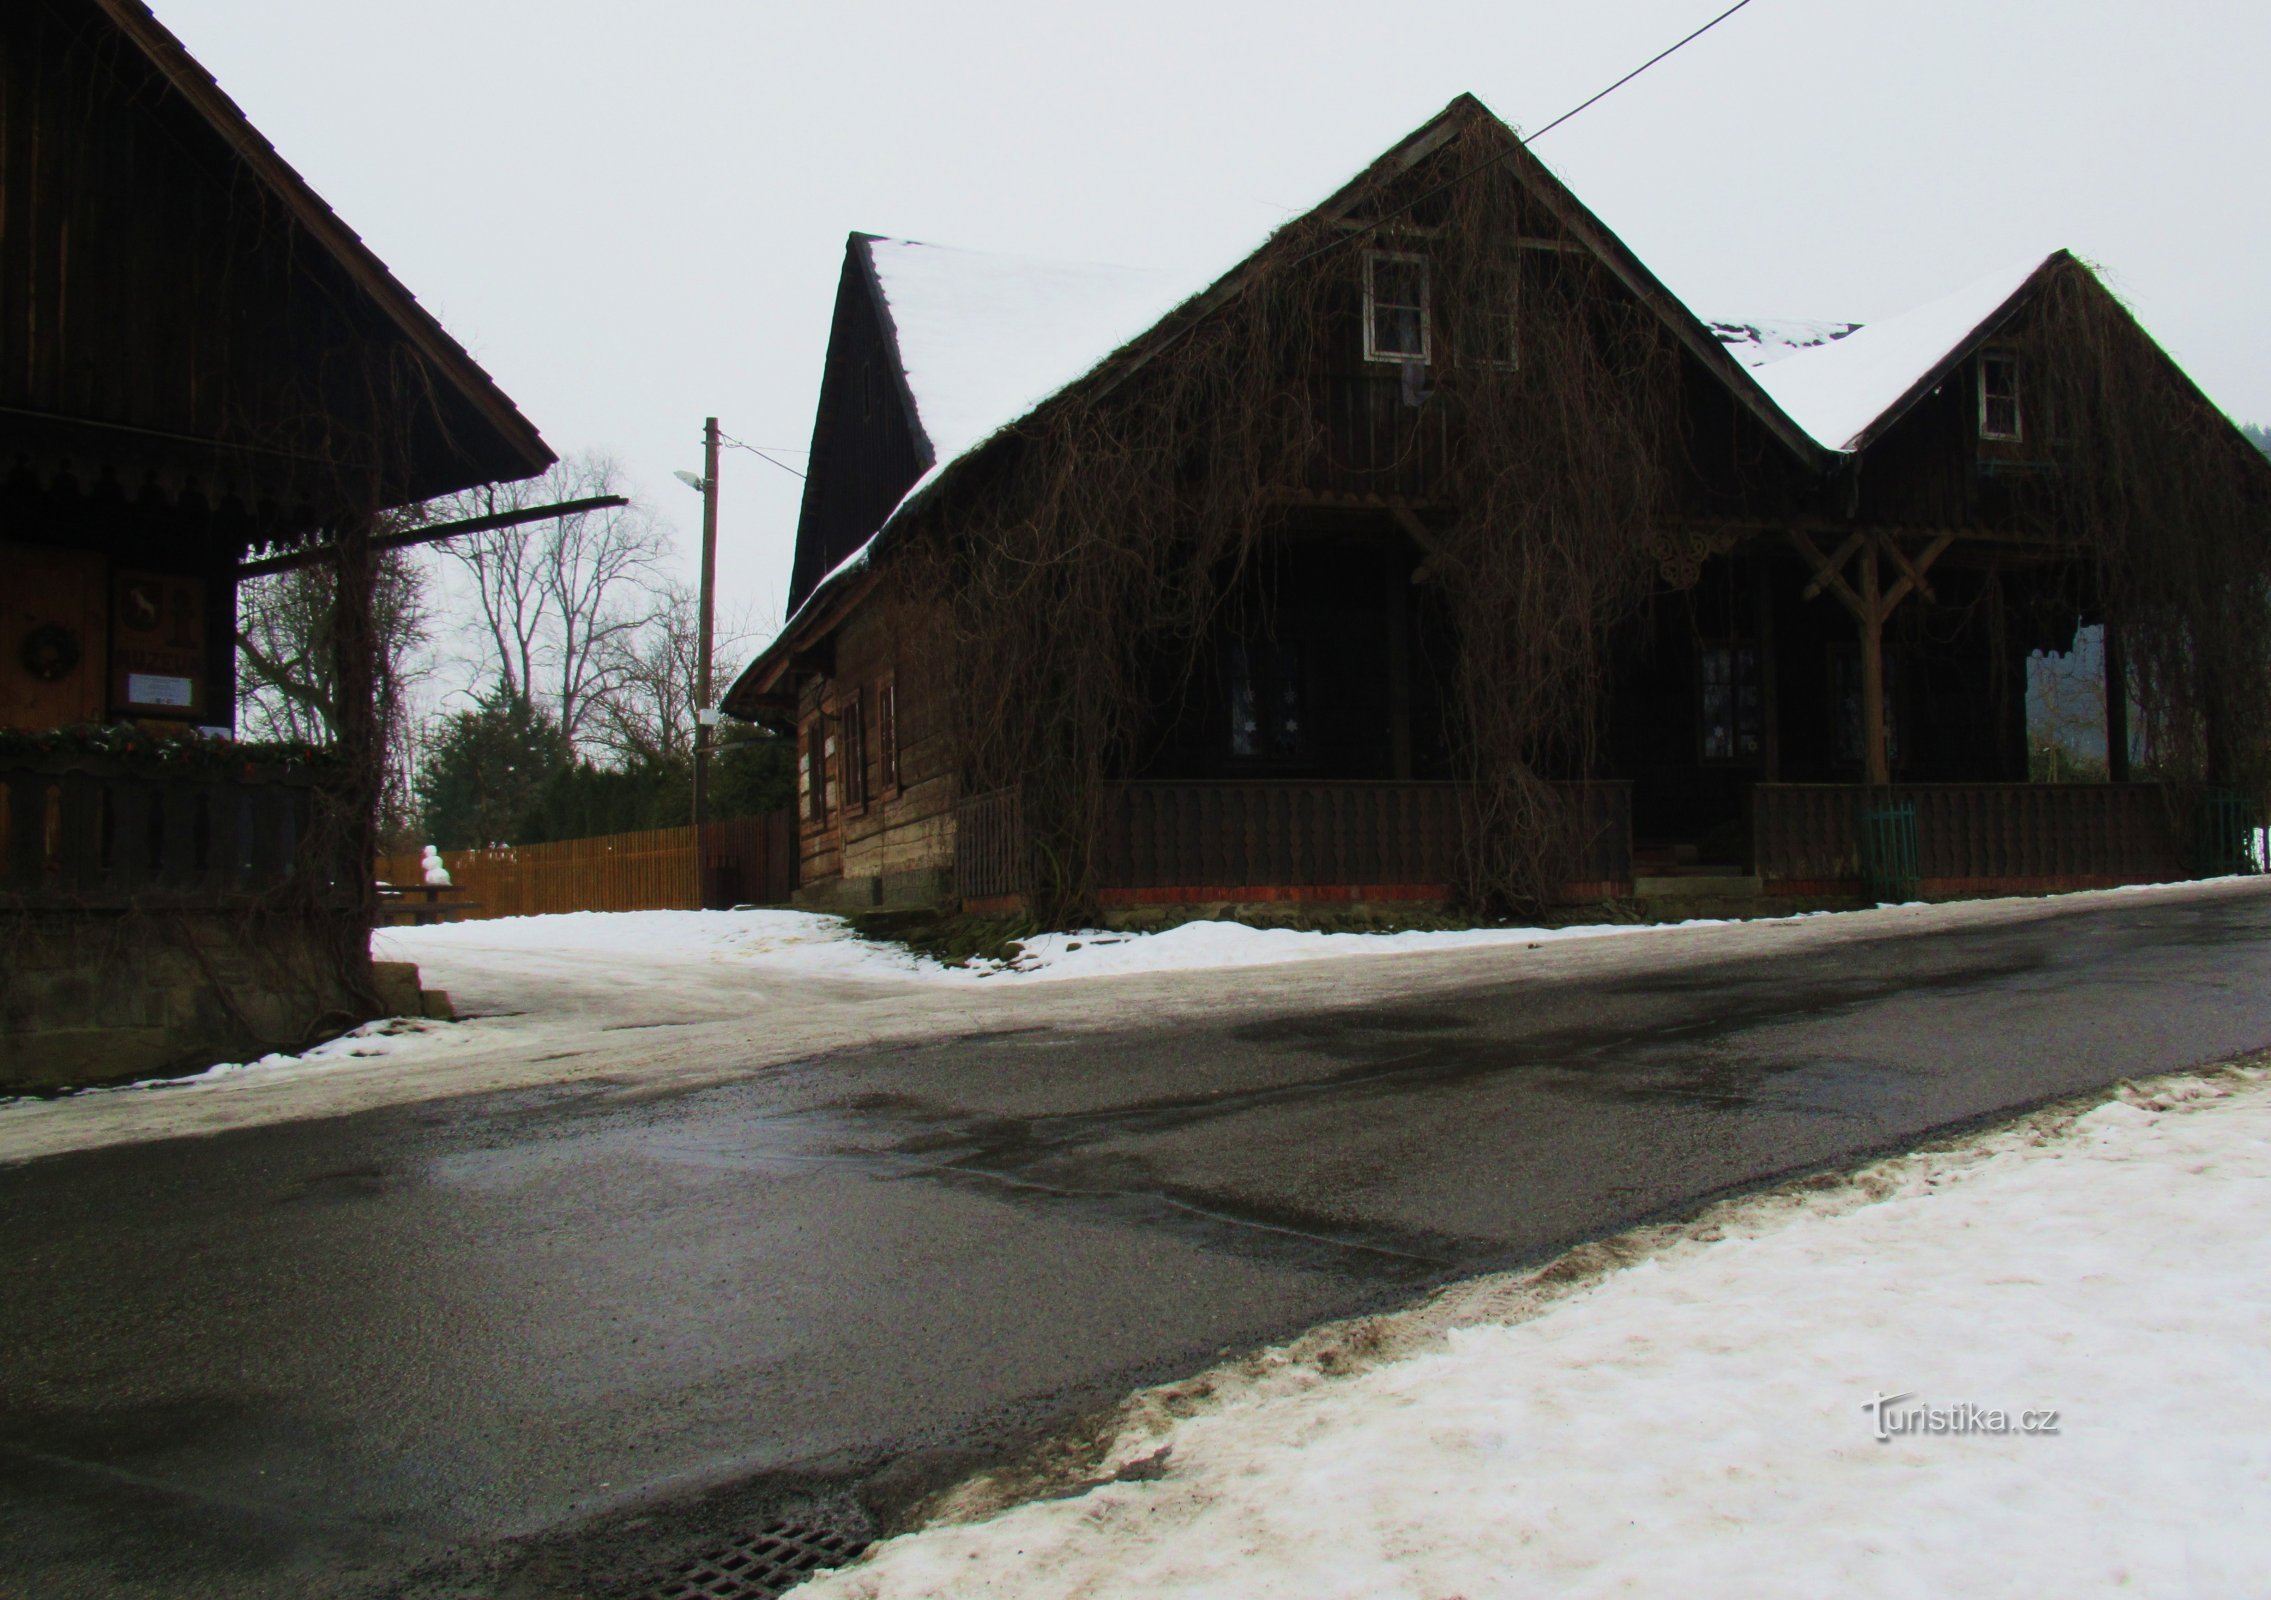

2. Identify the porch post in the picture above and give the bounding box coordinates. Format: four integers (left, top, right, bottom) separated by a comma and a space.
1755, 559, 1780, 783
1858, 537, 1890, 787
1386, 550, 1413, 780
2103, 620, 2131, 783
331, 510, 380, 990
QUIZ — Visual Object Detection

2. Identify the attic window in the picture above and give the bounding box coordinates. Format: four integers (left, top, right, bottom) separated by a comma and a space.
1979, 351, 2022, 442
1364, 252, 1430, 363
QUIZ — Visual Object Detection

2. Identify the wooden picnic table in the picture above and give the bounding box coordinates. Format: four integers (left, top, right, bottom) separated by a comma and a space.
375, 880, 482, 926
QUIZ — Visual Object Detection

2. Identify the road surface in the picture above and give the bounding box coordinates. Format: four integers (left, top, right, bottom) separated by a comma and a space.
4, 882, 2269, 1598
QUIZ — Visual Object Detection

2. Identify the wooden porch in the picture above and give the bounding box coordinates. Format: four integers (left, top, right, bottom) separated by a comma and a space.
953, 776, 2239, 915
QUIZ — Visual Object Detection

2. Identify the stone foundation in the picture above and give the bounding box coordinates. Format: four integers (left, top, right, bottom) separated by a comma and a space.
0, 909, 387, 1092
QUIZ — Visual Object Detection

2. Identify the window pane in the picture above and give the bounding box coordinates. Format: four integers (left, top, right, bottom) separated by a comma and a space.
1373, 258, 1423, 307
1376, 306, 1424, 356
1702, 684, 1733, 760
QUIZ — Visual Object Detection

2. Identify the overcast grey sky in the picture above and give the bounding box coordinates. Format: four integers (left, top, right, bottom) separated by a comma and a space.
162, 0, 2271, 656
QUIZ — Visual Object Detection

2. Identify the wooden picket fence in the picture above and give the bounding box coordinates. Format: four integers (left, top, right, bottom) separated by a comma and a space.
379, 811, 796, 920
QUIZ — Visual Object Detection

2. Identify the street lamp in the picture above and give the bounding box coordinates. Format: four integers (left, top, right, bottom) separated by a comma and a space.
675, 421, 721, 898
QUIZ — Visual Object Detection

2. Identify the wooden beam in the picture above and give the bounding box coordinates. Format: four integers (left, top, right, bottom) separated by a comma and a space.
235, 495, 631, 578
1386, 550, 1414, 780
1879, 532, 1954, 611
1665, 516, 2078, 552
2105, 620, 2132, 783
1859, 539, 1890, 787
1756, 559, 1781, 783
1789, 529, 1867, 618
1393, 507, 1459, 585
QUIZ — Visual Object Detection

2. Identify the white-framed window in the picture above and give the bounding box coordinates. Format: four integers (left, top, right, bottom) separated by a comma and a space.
1978, 351, 2022, 442
1363, 251, 1430, 363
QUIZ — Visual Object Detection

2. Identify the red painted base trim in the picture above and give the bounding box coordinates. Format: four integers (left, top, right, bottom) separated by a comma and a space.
961, 893, 1029, 916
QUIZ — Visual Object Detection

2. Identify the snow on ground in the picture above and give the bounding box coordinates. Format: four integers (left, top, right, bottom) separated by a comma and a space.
374, 905, 1732, 988
804, 1064, 2271, 1600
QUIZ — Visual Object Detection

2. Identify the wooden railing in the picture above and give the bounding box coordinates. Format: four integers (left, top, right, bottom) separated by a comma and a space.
1752, 783, 2190, 892
956, 779, 1632, 904
378, 812, 798, 920
0, 752, 348, 908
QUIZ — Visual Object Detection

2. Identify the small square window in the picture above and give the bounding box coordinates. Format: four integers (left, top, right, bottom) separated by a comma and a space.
1364, 252, 1430, 363
1979, 352, 2022, 442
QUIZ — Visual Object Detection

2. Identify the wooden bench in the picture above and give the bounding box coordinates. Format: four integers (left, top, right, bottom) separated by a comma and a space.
375, 881, 482, 926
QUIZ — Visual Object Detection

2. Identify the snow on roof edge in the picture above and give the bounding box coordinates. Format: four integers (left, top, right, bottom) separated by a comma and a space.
1742, 252, 2062, 452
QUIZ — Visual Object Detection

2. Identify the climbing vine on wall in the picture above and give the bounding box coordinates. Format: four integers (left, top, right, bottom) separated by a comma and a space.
887, 117, 1685, 924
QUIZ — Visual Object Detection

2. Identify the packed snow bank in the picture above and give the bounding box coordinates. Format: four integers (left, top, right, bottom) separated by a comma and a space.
806, 1065, 2271, 1600
376, 907, 1726, 987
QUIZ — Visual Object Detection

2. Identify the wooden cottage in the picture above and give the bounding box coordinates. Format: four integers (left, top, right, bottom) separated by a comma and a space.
1, 0, 552, 1086
724, 95, 2270, 923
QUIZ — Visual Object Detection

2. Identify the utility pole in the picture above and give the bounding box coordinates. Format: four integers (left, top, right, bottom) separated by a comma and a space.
691, 417, 721, 873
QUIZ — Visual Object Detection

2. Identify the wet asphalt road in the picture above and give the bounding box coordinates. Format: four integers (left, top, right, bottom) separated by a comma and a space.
5, 888, 2271, 1599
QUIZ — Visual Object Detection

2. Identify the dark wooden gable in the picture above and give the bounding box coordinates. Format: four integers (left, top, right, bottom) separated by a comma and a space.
782, 235, 930, 615
1844, 255, 2271, 530
1, 0, 552, 540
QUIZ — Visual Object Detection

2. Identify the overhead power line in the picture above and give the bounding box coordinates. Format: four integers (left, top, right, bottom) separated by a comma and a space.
719, 432, 808, 480
1295, 0, 1762, 268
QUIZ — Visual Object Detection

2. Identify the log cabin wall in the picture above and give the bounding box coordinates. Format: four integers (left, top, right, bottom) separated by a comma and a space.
791, 598, 959, 909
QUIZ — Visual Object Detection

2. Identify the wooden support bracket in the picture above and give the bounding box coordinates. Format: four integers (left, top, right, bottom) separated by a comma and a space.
1393, 507, 1459, 585
1880, 532, 1954, 612
1790, 530, 1867, 617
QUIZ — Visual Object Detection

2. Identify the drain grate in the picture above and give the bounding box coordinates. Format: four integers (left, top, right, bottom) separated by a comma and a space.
623, 1521, 871, 1600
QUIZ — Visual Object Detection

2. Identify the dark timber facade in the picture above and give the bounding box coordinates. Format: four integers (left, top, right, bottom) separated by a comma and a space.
1, 0, 551, 1085
726, 96, 2265, 920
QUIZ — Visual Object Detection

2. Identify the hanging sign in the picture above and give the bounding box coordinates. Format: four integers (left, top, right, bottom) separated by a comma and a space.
111, 571, 207, 719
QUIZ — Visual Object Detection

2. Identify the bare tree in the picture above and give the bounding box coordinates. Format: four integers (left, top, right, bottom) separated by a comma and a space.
236, 547, 435, 837
592, 581, 759, 767
437, 452, 671, 749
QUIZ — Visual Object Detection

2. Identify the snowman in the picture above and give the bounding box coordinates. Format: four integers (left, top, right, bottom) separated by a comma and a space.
420, 845, 453, 887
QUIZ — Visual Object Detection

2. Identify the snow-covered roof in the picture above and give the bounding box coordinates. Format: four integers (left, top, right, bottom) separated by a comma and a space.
864, 237, 1186, 476
1738, 254, 2059, 452
1708, 318, 1862, 369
